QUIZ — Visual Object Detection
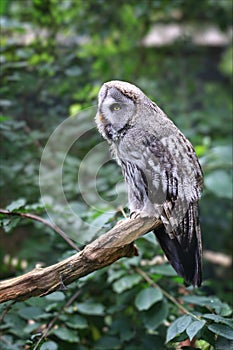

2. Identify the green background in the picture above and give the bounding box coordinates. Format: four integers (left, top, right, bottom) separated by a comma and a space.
0, 1, 232, 349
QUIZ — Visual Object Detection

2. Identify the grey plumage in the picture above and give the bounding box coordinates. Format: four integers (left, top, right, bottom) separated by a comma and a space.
95, 80, 203, 286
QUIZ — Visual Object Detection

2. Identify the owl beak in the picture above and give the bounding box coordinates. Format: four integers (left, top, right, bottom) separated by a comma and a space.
96, 112, 108, 126
98, 113, 104, 123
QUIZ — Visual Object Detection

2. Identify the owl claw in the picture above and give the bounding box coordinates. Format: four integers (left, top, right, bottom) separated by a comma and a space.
130, 210, 141, 219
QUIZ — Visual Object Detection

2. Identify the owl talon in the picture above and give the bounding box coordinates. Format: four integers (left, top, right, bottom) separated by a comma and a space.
130, 210, 141, 219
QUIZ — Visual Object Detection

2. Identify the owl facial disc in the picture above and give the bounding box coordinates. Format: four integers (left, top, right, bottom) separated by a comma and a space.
98, 86, 136, 133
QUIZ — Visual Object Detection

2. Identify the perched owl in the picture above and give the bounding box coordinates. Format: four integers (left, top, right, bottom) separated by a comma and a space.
95, 80, 203, 287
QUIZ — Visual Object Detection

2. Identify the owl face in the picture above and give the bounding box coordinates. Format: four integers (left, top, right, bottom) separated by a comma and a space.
96, 84, 136, 140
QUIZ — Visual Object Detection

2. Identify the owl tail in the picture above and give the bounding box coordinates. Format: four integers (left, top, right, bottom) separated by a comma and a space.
154, 202, 202, 287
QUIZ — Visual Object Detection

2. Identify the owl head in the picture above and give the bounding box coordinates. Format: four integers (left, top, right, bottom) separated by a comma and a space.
96, 81, 151, 140
95, 80, 161, 142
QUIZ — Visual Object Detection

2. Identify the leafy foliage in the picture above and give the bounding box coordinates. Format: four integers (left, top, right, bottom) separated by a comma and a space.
0, 0, 232, 349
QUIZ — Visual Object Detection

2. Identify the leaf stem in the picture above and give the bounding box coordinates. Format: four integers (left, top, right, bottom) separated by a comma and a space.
135, 267, 200, 321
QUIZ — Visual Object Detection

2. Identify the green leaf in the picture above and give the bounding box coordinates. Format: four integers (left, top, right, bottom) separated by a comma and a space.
203, 314, 233, 328
45, 292, 65, 301
0, 115, 10, 122
45, 303, 59, 312
142, 231, 157, 244
120, 327, 135, 342
52, 327, 80, 342
142, 300, 168, 330
25, 202, 44, 212
208, 324, 233, 340
0, 0, 9, 15
18, 306, 42, 320
1, 216, 21, 232
107, 269, 126, 284
112, 274, 141, 293
135, 287, 163, 311
216, 336, 233, 350
23, 322, 40, 334
3, 313, 23, 330
66, 315, 88, 329
110, 318, 135, 342
40, 341, 58, 350
77, 301, 105, 315
95, 336, 122, 349
69, 103, 82, 116
25, 297, 49, 308
166, 315, 193, 343
141, 334, 165, 350
186, 319, 206, 341
152, 264, 177, 276
203, 146, 232, 169
65, 67, 82, 77
205, 170, 232, 199
182, 296, 232, 316
6, 198, 26, 211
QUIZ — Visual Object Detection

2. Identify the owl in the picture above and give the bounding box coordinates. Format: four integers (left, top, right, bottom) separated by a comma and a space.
95, 80, 203, 287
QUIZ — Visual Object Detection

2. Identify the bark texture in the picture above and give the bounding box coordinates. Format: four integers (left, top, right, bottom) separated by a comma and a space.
0, 217, 161, 303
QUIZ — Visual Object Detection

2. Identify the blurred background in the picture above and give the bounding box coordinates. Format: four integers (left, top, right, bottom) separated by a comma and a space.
0, 1, 232, 349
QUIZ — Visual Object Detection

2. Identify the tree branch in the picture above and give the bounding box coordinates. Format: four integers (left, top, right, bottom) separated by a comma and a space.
0, 216, 161, 304
0, 209, 80, 251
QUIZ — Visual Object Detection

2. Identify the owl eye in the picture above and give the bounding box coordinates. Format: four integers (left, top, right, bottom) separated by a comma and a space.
110, 103, 121, 111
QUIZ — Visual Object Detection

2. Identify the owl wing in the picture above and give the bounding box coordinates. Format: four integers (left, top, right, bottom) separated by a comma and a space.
138, 132, 203, 286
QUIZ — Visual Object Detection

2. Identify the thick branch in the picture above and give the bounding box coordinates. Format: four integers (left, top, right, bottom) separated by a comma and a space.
0, 217, 161, 303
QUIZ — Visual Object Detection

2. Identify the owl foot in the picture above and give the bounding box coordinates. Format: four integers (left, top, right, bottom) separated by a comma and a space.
130, 210, 141, 219
130, 210, 152, 219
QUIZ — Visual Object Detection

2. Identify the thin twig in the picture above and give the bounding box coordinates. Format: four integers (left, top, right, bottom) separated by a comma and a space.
33, 289, 81, 350
119, 206, 127, 219
0, 301, 16, 324
0, 301, 16, 344
135, 267, 200, 321
0, 209, 80, 252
